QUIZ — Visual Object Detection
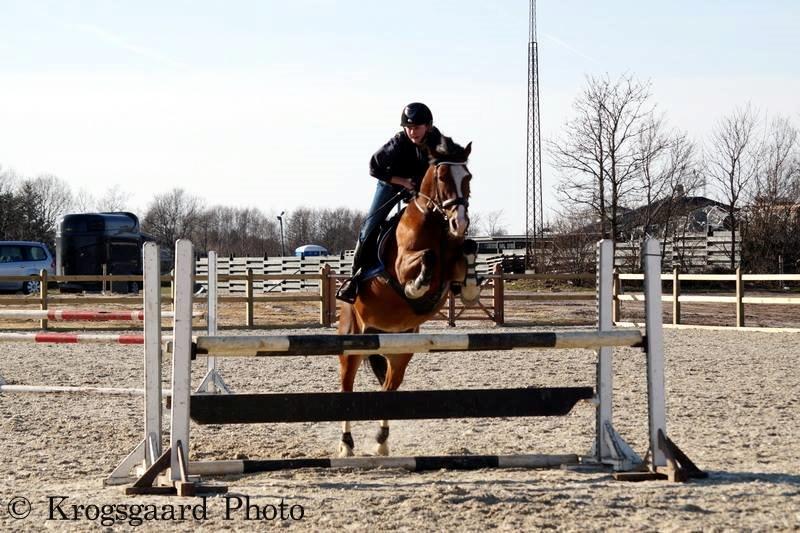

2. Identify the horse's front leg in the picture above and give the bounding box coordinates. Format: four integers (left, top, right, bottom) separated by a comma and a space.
447, 239, 481, 306
374, 353, 413, 456
338, 353, 363, 457
459, 239, 481, 305
398, 249, 436, 299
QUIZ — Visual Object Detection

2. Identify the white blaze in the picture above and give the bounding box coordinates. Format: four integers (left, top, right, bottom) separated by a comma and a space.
449, 165, 469, 236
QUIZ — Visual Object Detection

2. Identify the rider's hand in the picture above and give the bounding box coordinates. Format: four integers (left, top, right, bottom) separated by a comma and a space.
391, 176, 416, 191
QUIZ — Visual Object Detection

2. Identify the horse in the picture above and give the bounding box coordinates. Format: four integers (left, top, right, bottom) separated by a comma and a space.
337, 137, 480, 457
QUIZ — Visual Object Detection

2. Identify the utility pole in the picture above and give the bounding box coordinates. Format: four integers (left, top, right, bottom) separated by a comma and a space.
277, 211, 286, 256
525, 0, 544, 271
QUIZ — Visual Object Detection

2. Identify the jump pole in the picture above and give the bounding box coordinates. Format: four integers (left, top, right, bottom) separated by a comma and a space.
189, 454, 582, 476
0, 385, 171, 396
192, 329, 644, 357
0, 332, 148, 344
0, 309, 203, 321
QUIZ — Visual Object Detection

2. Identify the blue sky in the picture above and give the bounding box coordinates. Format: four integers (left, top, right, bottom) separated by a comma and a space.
1, 1, 798, 232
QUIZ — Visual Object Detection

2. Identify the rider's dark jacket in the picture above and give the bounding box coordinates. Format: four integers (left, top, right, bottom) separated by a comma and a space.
369, 127, 443, 186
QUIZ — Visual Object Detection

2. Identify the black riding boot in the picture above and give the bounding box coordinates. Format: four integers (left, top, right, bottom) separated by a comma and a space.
336, 240, 366, 304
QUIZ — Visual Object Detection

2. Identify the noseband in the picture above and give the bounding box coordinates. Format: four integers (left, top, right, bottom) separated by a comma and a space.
413, 162, 470, 223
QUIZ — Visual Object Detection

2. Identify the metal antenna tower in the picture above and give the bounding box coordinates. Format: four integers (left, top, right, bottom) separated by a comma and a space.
525, 0, 544, 270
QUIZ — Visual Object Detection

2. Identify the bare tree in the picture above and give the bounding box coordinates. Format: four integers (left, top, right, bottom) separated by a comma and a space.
95, 185, 129, 212
706, 104, 762, 269
547, 208, 599, 275
27, 174, 74, 235
550, 74, 655, 248
754, 115, 800, 201
72, 188, 96, 212
741, 115, 800, 272
316, 207, 365, 254
634, 121, 701, 256
142, 188, 204, 246
285, 208, 315, 252
481, 210, 509, 236
466, 211, 483, 237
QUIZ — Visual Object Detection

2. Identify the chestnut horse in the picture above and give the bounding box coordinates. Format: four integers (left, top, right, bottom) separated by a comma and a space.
337, 138, 480, 457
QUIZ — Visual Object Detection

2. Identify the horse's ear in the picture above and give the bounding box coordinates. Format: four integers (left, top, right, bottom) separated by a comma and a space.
464, 142, 472, 158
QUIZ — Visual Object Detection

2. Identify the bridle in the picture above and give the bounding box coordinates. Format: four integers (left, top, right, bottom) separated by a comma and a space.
413, 162, 470, 223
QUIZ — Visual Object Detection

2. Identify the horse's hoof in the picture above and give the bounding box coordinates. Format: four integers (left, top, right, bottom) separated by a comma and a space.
374, 441, 390, 456
460, 288, 481, 307
337, 442, 354, 457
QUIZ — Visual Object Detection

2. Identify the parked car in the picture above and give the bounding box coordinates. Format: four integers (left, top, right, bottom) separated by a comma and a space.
0, 241, 56, 294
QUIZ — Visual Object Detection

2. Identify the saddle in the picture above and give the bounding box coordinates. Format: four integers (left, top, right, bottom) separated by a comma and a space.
359, 208, 450, 315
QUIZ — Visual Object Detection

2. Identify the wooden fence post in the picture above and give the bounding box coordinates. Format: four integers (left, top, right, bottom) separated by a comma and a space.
672, 267, 681, 325
246, 267, 254, 328
736, 266, 744, 327
329, 270, 338, 327
39, 269, 48, 331
611, 268, 621, 324
493, 263, 504, 326
320, 264, 331, 327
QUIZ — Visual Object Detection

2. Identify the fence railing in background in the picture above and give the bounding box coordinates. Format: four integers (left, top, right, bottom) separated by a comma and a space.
2, 267, 798, 330
1, 267, 594, 329
613, 269, 800, 328
194, 254, 506, 293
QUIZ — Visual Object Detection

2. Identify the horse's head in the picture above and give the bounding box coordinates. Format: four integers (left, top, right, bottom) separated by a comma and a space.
421, 136, 473, 238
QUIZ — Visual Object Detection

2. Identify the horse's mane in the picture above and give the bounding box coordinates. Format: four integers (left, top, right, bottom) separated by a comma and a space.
425, 133, 468, 164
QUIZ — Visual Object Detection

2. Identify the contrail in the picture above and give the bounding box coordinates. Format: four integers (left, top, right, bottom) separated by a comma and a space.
67, 22, 190, 70
541, 31, 601, 66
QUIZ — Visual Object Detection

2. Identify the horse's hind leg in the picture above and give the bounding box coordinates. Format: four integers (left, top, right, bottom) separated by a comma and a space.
338, 353, 363, 457
374, 353, 413, 456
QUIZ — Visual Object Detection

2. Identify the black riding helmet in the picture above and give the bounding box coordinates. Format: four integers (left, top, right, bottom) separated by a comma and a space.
400, 102, 433, 127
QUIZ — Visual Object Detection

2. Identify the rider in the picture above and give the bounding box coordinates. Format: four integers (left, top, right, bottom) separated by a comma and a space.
336, 102, 444, 303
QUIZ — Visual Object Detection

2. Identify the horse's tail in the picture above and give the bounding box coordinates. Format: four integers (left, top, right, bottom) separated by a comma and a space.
367, 354, 387, 386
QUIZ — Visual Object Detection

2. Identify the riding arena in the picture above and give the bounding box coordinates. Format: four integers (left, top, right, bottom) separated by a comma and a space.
1, 237, 798, 530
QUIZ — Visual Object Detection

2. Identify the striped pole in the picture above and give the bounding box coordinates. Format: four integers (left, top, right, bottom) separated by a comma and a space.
189, 454, 580, 475
194, 329, 645, 357
0, 332, 149, 344
0, 384, 172, 396
0, 309, 204, 321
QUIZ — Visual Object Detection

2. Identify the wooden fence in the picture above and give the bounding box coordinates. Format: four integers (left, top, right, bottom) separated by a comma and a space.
194, 254, 505, 293
614, 269, 800, 329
